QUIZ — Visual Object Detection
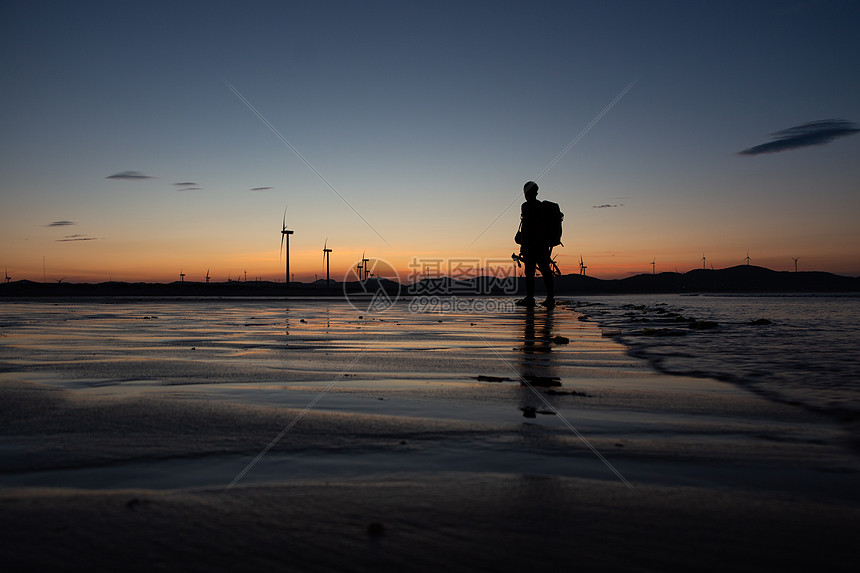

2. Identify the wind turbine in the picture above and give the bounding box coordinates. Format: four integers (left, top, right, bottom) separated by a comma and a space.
179, 269, 185, 283
4, 268, 10, 284
792, 257, 799, 272
205, 269, 210, 284
701, 254, 707, 269
280, 206, 294, 287
322, 239, 333, 288
362, 253, 370, 281
579, 255, 587, 276
650, 258, 656, 275
745, 251, 751, 266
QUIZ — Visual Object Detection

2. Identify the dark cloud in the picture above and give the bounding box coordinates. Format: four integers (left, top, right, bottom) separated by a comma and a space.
738, 119, 860, 156
592, 203, 624, 209
56, 234, 99, 242
174, 182, 199, 186
249, 186, 273, 191
47, 220, 75, 226
106, 170, 155, 180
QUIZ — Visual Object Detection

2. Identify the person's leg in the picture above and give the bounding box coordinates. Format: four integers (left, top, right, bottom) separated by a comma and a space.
517, 256, 537, 306
538, 251, 555, 307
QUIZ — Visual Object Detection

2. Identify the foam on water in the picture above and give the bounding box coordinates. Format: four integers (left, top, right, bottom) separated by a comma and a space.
569, 294, 860, 423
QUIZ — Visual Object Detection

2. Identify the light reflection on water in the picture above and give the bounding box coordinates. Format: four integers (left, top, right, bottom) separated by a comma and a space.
3, 297, 859, 491
0, 298, 632, 393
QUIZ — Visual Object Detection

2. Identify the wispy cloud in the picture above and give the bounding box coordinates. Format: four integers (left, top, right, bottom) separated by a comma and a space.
593, 203, 624, 209
250, 186, 272, 191
738, 119, 860, 156
56, 234, 99, 242
177, 187, 203, 191
174, 181, 198, 187
47, 220, 75, 226
106, 170, 155, 180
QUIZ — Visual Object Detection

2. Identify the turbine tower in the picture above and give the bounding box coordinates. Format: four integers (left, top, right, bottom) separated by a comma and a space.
579, 255, 587, 276
745, 251, 751, 266
322, 239, 333, 288
179, 268, 185, 283
701, 254, 707, 269
792, 257, 799, 272
362, 253, 370, 281
4, 268, 10, 284
205, 269, 210, 284
650, 258, 656, 275
280, 206, 294, 287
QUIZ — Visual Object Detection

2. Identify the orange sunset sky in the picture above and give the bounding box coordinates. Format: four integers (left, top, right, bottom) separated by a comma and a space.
2, 1, 859, 284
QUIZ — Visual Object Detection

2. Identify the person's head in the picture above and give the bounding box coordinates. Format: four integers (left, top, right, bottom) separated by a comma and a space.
523, 181, 539, 200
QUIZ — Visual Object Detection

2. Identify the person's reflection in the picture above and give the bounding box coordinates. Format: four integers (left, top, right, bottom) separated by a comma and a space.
518, 306, 559, 418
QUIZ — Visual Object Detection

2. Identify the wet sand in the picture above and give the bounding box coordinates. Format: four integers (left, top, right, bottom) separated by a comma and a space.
1, 298, 858, 570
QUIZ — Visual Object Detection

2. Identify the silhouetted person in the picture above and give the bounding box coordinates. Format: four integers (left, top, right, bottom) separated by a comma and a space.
515, 181, 562, 308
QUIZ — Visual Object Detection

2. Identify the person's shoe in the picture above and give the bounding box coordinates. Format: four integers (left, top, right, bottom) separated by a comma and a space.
540, 298, 556, 308
515, 297, 536, 307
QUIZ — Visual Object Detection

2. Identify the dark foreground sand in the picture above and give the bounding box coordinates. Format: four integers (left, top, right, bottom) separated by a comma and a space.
3, 473, 858, 572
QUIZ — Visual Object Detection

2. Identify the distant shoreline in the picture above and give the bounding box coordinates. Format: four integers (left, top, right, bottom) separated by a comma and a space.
1, 265, 858, 297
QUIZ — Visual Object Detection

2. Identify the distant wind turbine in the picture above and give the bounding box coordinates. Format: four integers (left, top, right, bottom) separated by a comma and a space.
745, 251, 751, 266
280, 206, 294, 287
579, 255, 587, 276
205, 269, 210, 284
4, 268, 9, 284
701, 254, 707, 269
322, 239, 333, 288
792, 257, 799, 272
179, 268, 185, 283
361, 253, 370, 281
650, 257, 656, 275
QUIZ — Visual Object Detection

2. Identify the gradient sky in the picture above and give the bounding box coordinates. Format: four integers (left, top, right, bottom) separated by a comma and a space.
2, 0, 859, 283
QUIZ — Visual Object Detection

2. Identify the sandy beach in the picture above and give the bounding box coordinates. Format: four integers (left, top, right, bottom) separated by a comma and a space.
1, 298, 858, 571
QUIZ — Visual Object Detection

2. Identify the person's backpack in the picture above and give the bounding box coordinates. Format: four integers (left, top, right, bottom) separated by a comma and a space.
541, 200, 564, 247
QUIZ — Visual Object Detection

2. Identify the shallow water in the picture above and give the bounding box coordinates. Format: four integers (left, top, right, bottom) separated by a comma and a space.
569, 294, 860, 422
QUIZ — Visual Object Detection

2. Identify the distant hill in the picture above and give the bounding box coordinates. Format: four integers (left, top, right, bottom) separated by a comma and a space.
1, 266, 857, 297
555, 265, 860, 294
